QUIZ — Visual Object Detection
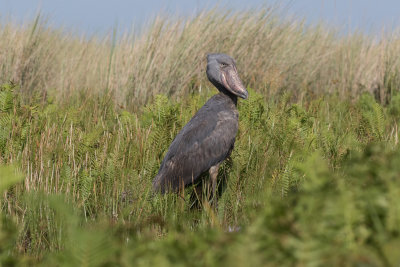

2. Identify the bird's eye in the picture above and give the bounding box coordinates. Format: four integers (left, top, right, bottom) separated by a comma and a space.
220, 63, 228, 68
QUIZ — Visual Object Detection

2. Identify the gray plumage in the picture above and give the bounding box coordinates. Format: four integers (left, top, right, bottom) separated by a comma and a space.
153, 53, 248, 195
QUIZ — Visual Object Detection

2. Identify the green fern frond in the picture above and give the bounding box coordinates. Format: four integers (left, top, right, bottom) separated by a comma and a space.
0, 84, 15, 113
358, 93, 386, 140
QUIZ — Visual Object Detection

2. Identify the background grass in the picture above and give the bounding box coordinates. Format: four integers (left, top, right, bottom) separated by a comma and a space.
2, 8, 400, 107
1, 6, 400, 266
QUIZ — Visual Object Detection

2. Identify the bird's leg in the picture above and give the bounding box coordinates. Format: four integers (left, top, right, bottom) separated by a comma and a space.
209, 163, 220, 208
177, 177, 186, 211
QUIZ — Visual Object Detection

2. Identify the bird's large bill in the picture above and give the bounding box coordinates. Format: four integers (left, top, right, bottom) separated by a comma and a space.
221, 69, 248, 99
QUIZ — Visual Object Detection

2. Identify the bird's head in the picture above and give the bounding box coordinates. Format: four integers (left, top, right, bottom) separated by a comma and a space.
206, 53, 248, 99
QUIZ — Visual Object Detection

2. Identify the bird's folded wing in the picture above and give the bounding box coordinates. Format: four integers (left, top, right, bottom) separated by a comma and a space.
159, 114, 237, 189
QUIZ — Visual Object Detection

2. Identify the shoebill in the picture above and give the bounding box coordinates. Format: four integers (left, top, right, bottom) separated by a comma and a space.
152, 53, 248, 205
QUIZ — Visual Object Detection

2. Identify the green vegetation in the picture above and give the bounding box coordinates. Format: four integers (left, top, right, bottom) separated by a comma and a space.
1, 7, 400, 266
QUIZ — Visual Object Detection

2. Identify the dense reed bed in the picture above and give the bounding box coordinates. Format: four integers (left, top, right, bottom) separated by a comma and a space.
1, 9, 400, 108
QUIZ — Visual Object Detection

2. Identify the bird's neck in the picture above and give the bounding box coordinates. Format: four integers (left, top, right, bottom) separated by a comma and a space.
216, 85, 238, 105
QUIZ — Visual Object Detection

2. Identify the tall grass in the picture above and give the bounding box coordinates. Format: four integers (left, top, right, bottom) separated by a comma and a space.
1, 9, 400, 108
1, 6, 400, 266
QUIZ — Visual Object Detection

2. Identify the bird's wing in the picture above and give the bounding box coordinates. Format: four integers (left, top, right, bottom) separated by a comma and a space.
154, 109, 238, 192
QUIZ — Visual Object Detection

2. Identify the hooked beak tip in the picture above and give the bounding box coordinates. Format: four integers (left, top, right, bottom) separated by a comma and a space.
241, 90, 249, 99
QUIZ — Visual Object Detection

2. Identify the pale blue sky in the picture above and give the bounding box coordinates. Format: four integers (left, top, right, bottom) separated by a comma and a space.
1, 1, 399, 35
